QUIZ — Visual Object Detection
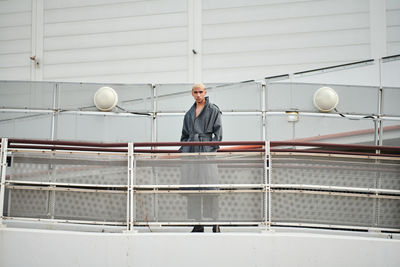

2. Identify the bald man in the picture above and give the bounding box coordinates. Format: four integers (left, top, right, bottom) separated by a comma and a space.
179, 83, 223, 233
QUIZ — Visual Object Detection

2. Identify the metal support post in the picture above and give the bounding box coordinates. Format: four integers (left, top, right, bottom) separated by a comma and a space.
263, 140, 271, 229
126, 142, 136, 232
152, 84, 157, 143
377, 58, 383, 148
261, 80, 266, 140
0, 138, 9, 225
266, 140, 271, 228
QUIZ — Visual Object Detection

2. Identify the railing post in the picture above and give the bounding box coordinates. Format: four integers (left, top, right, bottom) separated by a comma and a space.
263, 140, 271, 230
126, 142, 136, 232
0, 138, 8, 225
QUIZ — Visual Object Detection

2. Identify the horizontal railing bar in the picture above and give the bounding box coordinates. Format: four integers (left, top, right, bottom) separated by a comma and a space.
272, 141, 400, 151
11, 139, 398, 151
134, 141, 265, 147
6, 139, 400, 158
134, 189, 264, 194
272, 156, 400, 167
6, 185, 126, 193
272, 162, 400, 173
8, 145, 399, 156
7, 182, 399, 195
8, 148, 127, 156
8, 138, 127, 147
136, 159, 264, 165
3, 217, 126, 226
8, 185, 398, 198
6, 180, 127, 188
271, 184, 400, 195
272, 189, 400, 199
271, 149, 400, 157
134, 222, 262, 226
134, 184, 265, 189
8, 144, 128, 153
271, 222, 400, 233
271, 151, 400, 161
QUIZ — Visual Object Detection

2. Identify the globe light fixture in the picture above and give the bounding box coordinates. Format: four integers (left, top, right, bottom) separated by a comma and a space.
94, 86, 118, 112
313, 86, 339, 112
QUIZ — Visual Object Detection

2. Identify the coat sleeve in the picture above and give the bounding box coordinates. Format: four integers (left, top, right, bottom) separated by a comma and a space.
179, 114, 190, 152
212, 109, 222, 142
180, 114, 190, 142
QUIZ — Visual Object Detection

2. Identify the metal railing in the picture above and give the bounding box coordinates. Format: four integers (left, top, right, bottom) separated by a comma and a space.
1, 138, 399, 232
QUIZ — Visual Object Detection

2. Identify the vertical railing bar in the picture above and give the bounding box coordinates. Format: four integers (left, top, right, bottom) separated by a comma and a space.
154, 165, 159, 222
375, 58, 384, 227
377, 58, 383, 148
130, 143, 135, 231
263, 140, 268, 227
50, 82, 58, 141
268, 141, 271, 228
152, 84, 157, 143
0, 138, 9, 225
261, 81, 266, 141
126, 143, 132, 230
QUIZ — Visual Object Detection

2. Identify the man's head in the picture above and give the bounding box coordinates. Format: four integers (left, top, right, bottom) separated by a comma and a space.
192, 83, 207, 104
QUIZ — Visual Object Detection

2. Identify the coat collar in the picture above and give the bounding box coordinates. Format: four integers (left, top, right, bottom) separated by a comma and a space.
190, 96, 209, 120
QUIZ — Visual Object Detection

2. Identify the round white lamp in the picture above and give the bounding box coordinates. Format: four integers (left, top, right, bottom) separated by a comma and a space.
94, 86, 118, 112
313, 86, 339, 112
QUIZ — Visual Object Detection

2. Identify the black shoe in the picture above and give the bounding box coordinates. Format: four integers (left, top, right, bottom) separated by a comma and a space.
191, 225, 204, 232
212, 225, 220, 233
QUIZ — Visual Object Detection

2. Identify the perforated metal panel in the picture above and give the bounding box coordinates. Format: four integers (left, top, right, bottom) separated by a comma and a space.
5, 152, 128, 223
135, 192, 263, 223
4, 150, 400, 231
135, 153, 264, 185
10, 152, 127, 185
54, 191, 126, 222
272, 155, 400, 190
272, 192, 375, 226
378, 199, 400, 228
6, 189, 49, 218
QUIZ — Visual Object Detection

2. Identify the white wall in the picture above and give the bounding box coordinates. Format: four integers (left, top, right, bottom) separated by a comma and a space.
0, 0, 32, 80
42, 0, 189, 83
0, 0, 399, 83
387, 0, 400, 55
1, 228, 400, 267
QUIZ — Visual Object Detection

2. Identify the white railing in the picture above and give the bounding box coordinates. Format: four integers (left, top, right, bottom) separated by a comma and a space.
1, 138, 399, 233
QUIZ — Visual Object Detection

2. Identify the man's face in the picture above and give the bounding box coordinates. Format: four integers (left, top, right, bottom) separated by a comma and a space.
192, 87, 206, 104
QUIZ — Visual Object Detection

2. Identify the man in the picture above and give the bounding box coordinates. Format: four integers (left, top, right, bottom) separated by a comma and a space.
180, 83, 222, 232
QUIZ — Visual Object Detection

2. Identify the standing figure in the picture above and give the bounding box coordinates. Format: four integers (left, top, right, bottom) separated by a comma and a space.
179, 83, 222, 232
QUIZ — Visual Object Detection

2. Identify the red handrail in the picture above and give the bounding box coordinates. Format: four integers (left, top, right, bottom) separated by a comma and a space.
5, 138, 400, 156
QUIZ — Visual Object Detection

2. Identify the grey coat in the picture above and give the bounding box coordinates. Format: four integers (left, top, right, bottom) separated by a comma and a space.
179, 96, 222, 153
179, 96, 222, 219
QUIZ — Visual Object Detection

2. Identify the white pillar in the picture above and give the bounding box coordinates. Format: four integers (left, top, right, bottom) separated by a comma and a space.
187, 0, 202, 83
369, 0, 387, 59
30, 0, 44, 81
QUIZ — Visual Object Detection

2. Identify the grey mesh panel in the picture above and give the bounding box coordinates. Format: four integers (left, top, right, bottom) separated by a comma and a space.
378, 199, 400, 228
271, 192, 375, 226
11, 152, 127, 185
4, 151, 400, 230
135, 153, 264, 185
54, 191, 126, 222
6, 189, 49, 218
135, 192, 263, 223
6, 152, 128, 223
272, 155, 400, 190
